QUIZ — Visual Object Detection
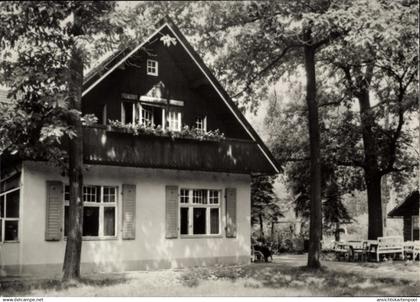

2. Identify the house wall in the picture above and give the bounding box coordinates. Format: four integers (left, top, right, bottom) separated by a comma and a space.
1, 161, 251, 277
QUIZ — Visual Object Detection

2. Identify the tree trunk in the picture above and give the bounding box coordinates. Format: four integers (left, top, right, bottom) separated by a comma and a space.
304, 34, 322, 269
259, 213, 264, 240
62, 22, 84, 281
381, 101, 390, 229
357, 87, 383, 240
271, 220, 275, 241
365, 173, 383, 239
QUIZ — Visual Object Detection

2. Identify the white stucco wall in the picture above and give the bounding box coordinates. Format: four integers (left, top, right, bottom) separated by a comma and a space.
2, 161, 251, 276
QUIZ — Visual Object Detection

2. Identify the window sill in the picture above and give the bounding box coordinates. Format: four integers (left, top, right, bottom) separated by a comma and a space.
180, 234, 223, 239
64, 236, 118, 241
1, 240, 20, 244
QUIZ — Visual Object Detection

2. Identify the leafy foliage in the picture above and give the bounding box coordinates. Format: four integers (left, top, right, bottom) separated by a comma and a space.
251, 175, 283, 232
0, 2, 123, 170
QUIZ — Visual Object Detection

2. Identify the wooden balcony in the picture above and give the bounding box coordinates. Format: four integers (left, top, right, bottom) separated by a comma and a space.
83, 126, 275, 174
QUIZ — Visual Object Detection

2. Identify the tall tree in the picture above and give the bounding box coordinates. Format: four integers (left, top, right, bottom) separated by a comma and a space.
251, 175, 283, 240
320, 0, 418, 239
0, 1, 122, 281
181, 0, 359, 268
322, 180, 352, 241
262, 0, 418, 240
265, 85, 356, 235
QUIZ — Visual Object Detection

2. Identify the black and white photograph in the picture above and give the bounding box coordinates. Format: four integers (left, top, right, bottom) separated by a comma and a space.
0, 1, 418, 299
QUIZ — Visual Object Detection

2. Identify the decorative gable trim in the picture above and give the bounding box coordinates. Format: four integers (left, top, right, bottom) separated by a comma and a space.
82, 18, 280, 174
82, 23, 167, 97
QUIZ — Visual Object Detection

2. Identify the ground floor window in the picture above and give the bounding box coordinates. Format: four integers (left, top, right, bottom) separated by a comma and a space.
64, 185, 118, 238
179, 188, 221, 236
0, 187, 20, 242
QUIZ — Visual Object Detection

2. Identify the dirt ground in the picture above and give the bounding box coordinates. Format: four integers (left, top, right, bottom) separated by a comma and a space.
0, 254, 419, 297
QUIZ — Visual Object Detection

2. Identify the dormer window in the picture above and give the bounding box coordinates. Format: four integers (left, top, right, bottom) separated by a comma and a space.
147, 59, 158, 76
195, 116, 207, 132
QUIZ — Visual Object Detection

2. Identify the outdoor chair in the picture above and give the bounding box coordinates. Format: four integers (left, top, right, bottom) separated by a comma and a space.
251, 242, 273, 263
369, 236, 404, 262
251, 246, 265, 262
404, 241, 420, 261
333, 241, 351, 261
347, 240, 368, 262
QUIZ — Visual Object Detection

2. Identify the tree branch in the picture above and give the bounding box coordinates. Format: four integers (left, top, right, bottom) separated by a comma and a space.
335, 159, 365, 168
232, 44, 296, 98
283, 157, 310, 162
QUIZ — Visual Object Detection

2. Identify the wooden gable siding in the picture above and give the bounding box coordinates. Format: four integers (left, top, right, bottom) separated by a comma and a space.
83, 126, 274, 174
403, 217, 412, 241
82, 27, 251, 140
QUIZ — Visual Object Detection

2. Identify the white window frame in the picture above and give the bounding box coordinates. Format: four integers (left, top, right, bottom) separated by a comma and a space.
0, 187, 20, 243
121, 101, 135, 125
179, 188, 221, 237
147, 59, 158, 76
167, 109, 182, 131
195, 116, 207, 132
64, 185, 118, 239
138, 103, 155, 126
122, 101, 163, 127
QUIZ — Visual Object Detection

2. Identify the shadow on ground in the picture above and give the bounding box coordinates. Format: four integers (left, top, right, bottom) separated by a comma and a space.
1, 254, 418, 296
179, 254, 420, 296
0, 276, 128, 296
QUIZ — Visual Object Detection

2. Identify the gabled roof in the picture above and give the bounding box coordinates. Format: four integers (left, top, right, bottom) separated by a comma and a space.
83, 16, 281, 174
388, 190, 419, 218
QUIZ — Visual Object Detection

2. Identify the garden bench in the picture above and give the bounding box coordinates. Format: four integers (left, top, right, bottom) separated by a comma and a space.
333, 240, 368, 262
333, 241, 351, 261
368, 236, 404, 262
403, 241, 420, 260
347, 240, 368, 262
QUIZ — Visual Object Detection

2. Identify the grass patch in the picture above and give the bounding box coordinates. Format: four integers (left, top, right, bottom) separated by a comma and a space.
1, 259, 419, 296
0, 276, 128, 296
178, 263, 420, 296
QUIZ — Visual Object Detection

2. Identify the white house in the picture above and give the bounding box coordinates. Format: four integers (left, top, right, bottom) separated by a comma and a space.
0, 17, 280, 277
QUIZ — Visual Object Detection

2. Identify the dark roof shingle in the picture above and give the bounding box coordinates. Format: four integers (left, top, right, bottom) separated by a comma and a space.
388, 190, 419, 217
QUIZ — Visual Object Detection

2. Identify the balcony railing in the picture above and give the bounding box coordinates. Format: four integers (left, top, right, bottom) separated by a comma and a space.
83, 126, 275, 174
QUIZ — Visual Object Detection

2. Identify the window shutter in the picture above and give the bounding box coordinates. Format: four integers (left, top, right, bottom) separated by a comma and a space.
122, 184, 136, 240
45, 181, 63, 241
225, 188, 237, 238
166, 185, 178, 239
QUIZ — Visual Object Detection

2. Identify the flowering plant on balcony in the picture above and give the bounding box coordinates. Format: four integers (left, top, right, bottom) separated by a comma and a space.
107, 120, 225, 141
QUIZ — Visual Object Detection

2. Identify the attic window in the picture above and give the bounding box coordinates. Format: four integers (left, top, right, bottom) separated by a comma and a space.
147, 59, 158, 76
